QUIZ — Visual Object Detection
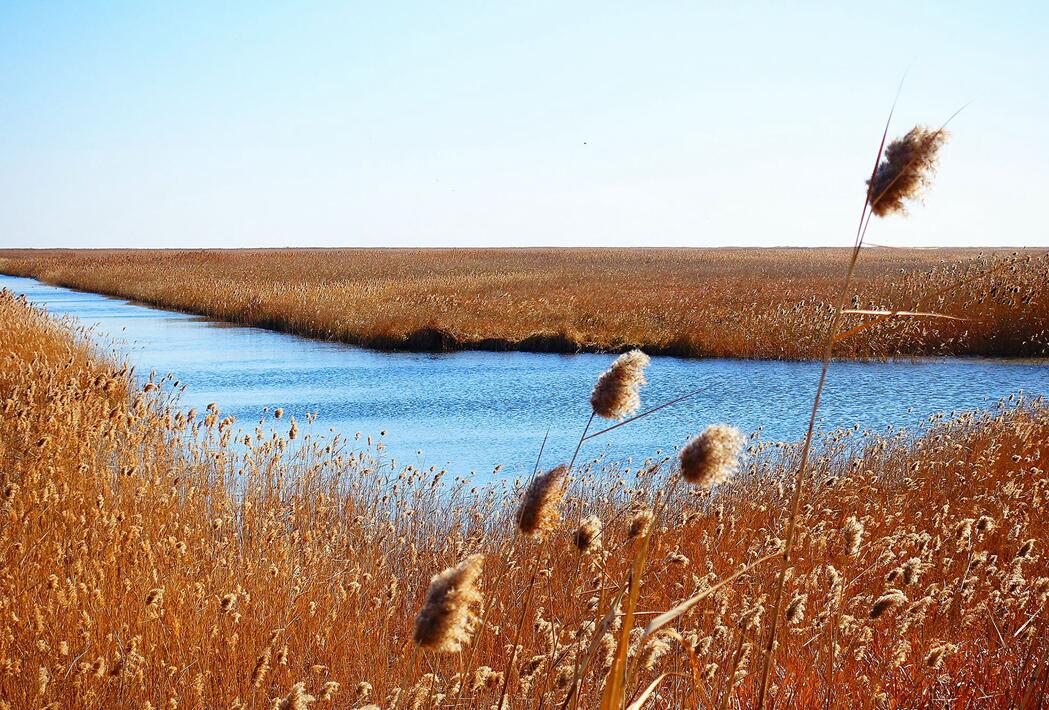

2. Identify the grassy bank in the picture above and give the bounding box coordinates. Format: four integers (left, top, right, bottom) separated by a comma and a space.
1, 247, 1047, 360
2, 289, 1047, 708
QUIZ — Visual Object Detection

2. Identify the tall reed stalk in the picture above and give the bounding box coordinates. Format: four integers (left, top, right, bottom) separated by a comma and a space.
755, 99, 957, 706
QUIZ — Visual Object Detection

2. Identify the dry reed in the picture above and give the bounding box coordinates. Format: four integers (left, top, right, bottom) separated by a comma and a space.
868, 126, 948, 217
1, 246, 1045, 361
678, 424, 746, 489
413, 554, 485, 653
4, 288, 1045, 707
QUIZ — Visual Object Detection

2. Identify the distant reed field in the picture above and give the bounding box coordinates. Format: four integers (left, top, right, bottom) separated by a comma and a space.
0, 246, 1046, 359
2, 290, 1047, 708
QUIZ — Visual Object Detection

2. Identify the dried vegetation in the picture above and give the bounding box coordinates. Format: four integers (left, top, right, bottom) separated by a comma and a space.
0, 246, 1046, 360
2, 291, 1047, 708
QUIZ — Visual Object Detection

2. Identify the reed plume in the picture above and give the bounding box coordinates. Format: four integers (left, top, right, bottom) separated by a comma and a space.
628, 508, 654, 540
902, 558, 923, 586
678, 424, 745, 489
251, 646, 272, 687
925, 643, 956, 670
785, 593, 807, 625
276, 682, 316, 710
517, 464, 568, 536
412, 554, 484, 653
867, 126, 948, 217
843, 516, 864, 555
572, 515, 603, 553
870, 589, 907, 619
590, 350, 650, 419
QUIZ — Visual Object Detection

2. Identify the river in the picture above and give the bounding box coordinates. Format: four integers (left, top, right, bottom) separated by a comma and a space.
3, 274, 1045, 480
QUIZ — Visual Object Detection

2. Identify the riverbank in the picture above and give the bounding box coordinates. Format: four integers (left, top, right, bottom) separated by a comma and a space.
3, 289, 1047, 707
2, 247, 1047, 360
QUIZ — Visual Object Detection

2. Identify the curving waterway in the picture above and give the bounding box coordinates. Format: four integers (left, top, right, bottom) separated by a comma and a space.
3, 274, 1046, 481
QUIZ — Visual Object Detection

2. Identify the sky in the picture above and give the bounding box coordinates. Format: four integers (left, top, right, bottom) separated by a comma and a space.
1, 1, 1047, 249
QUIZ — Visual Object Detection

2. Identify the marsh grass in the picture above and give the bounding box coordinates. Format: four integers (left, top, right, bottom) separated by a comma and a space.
2, 289, 1047, 708
0, 246, 1046, 361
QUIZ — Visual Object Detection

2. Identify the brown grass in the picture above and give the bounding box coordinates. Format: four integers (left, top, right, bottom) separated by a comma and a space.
3, 289, 1047, 708
1, 246, 1046, 359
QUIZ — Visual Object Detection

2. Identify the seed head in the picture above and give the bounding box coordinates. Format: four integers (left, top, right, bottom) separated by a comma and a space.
902, 558, 923, 586
572, 515, 603, 553
517, 465, 569, 536
679, 425, 745, 489
276, 682, 316, 710
786, 593, 807, 625
412, 554, 484, 653
843, 516, 864, 555
870, 589, 907, 619
145, 587, 165, 608
319, 681, 339, 702
251, 646, 272, 688
590, 350, 650, 419
628, 508, 654, 541
925, 642, 956, 670
867, 126, 948, 217
639, 635, 671, 671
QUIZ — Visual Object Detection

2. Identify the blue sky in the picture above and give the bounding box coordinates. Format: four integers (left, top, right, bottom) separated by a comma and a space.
1, 2, 1046, 249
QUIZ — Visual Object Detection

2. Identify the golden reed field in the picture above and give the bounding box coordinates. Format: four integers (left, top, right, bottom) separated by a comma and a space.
3, 277, 1049, 709
1, 246, 1047, 360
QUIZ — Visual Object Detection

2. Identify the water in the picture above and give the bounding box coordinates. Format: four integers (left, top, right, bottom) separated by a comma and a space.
4, 275, 1046, 481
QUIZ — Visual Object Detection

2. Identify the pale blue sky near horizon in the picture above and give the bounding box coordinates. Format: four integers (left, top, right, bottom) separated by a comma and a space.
1, 2, 1046, 250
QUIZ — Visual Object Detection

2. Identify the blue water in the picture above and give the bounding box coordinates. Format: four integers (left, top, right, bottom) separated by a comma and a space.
3, 275, 1045, 480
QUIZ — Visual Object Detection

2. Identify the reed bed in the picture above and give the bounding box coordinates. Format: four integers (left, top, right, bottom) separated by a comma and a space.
1, 246, 1046, 360
2, 289, 1047, 708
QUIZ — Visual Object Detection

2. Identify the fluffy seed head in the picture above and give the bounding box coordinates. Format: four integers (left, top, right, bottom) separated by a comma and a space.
786, 593, 807, 625
870, 589, 907, 619
517, 465, 569, 536
843, 516, 864, 555
590, 350, 650, 419
251, 646, 272, 688
628, 508, 654, 541
413, 554, 484, 653
145, 587, 164, 607
925, 643, 956, 670
902, 558, 923, 586
573, 515, 603, 553
639, 635, 672, 671
679, 425, 746, 489
276, 682, 316, 710
319, 681, 339, 702
867, 126, 948, 217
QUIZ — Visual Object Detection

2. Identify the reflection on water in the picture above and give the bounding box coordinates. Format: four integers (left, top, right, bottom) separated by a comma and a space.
3, 275, 1045, 482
